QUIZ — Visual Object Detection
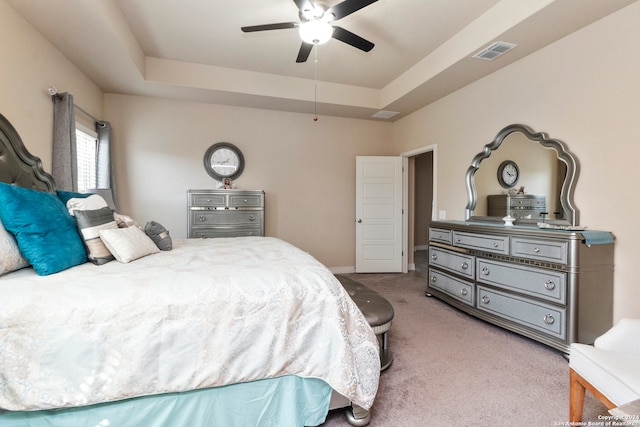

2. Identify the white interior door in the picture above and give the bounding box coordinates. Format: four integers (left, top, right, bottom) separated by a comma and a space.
355, 156, 404, 273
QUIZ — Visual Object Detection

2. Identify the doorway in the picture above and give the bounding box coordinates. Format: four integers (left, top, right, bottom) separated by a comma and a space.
402, 146, 436, 275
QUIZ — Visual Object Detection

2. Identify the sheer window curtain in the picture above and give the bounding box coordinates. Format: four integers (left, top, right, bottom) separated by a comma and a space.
51, 92, 119, 211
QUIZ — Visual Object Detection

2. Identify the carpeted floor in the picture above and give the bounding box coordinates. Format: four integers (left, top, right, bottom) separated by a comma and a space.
321, 272, 608, 427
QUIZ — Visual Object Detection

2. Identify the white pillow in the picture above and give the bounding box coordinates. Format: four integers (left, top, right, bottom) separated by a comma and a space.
99, 227, 159, 263
67, 194, 109, 216
0, 219, 29, 275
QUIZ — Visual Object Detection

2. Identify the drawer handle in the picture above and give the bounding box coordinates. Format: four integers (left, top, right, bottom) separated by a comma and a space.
543, 314, 555, 325
534, 247, 541, 253
460, 288, 468, 296
431, 253, 438, 260
481, 267, 490, 276
198, 215, 206, 222
481, 295, 490, 304
249, 215, 256, 221
460, 262, 468, 270
198, 233, 205, 238
493, 243, 499, 248
544, 280, 556, 290
243, 199, 248, 203
456, 237, 461, 242
430, 276, 437, 283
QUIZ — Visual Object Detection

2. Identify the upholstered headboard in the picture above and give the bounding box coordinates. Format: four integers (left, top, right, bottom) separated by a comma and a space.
0, 113, 56, 192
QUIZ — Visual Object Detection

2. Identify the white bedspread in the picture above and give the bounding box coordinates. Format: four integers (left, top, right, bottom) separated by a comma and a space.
0, 237, 380, 411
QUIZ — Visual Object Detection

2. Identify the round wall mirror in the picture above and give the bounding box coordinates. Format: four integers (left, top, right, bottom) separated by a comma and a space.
203, 142, 245, 181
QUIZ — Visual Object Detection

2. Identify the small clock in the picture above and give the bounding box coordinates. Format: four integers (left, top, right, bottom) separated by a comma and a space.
203, 142, 244, 181
497, 160, 519, 188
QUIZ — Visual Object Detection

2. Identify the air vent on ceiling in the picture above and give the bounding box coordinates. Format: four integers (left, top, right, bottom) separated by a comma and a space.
472, 41, 517, 61
372, 110, 400, 119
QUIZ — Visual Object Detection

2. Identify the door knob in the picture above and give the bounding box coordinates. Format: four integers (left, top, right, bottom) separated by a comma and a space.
357, 219, 362, 223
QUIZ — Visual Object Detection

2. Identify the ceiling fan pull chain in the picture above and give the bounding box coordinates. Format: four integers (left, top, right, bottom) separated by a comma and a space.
313, 48, 319, 121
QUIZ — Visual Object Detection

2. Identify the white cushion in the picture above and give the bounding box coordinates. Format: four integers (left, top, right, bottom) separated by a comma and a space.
99, 227, 159, 263
0, 219, 29, 275
570, 342, 640, 406
595, 318, 640, 354
66, 194, 108, 216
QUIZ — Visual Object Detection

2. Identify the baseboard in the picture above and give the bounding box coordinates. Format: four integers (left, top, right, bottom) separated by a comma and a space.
330, 266, 356, 274
330, 265, 419, 273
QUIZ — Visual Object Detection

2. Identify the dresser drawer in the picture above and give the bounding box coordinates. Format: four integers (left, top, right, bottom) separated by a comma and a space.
429, 228, 452, 244
452, 231, 509, 255
476, 259, 566, 304
191, 211, 262, 227
511, 237, 568, 263
190, 227, 263, 238
477, 286, 566, 339
190, 193, 226, 207
428, 269, 474, 306
228, 194, 263, 208
429, 246, 474, 279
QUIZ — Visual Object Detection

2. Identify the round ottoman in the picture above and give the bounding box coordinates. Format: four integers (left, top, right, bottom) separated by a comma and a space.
337, 276, 394, 371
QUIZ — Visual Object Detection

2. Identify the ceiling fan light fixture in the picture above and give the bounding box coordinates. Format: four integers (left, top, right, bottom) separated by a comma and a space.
299, 20, 333, 45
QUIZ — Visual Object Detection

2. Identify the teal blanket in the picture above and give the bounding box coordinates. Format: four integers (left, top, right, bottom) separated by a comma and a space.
581, 230, 614, 245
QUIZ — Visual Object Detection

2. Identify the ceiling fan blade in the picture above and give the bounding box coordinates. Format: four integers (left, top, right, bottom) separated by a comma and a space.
296, 42, 314, 63
330, 0, 378, 20
241, 22, 297, 32
293, 0, 313, 13
331, 26, 374, 52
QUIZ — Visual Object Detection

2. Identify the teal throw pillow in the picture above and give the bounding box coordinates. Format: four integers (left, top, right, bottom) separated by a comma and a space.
0, 183, 87, 275
56, 189, 91, 206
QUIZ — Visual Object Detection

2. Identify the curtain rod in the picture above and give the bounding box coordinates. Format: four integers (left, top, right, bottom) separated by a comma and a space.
48, 86, 101, 123
74, 104, 100, 123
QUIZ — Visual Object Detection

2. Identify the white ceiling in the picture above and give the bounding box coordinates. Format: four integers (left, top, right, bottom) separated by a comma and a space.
7, 0, 636, 120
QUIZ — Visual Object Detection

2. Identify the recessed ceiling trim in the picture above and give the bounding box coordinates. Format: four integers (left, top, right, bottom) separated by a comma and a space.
472, 41, 517, 60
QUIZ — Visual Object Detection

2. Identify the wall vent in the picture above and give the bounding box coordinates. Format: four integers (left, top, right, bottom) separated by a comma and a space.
372, 110, 400, 119
472, 41, 517, 60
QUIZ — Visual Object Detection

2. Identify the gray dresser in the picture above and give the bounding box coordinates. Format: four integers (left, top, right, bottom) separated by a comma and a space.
427, 220, 614, 354
187, 189, 264, 238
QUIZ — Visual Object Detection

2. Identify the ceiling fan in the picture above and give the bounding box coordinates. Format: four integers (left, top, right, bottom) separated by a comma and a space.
241, 0, 378, 63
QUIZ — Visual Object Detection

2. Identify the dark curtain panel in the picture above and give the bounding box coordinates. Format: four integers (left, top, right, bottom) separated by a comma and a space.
95, 121, 119, 211
51, 93, 77, 191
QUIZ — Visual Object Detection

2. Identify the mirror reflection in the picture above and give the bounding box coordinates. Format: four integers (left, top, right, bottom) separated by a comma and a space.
465, 124, 579, 227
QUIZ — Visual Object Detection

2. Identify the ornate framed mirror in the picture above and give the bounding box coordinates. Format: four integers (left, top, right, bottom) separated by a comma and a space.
465, 124, 580, 227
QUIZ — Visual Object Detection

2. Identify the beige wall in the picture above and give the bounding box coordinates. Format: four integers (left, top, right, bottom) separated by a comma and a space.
0, 0, 103, 169
104, 94, 393, 269
2, 0, 639, 320
392, 2, 640, 321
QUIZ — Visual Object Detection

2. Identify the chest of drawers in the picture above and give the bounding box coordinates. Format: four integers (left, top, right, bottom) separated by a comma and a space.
427, 220, 614, 354
187, 189, 264, 238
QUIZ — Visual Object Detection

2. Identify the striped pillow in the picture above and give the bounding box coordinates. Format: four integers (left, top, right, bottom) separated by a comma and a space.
74, 207, 117, 265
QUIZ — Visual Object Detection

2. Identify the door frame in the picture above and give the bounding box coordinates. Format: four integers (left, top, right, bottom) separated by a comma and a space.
400, 144, 438, 272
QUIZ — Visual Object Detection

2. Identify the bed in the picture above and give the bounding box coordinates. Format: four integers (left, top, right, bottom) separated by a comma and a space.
0, 113, 380, 426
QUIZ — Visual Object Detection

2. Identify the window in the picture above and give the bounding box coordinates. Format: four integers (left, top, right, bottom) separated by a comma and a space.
75, 123, 98, 193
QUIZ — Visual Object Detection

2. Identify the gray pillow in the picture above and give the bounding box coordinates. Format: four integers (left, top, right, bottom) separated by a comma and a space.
145, 221, 172, 251
74, 207, 117, 265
